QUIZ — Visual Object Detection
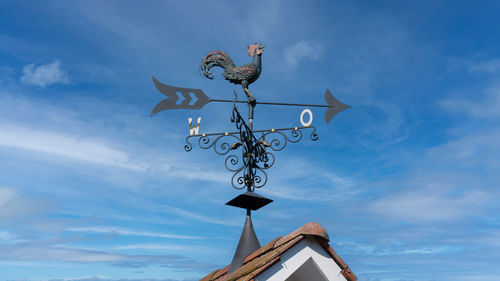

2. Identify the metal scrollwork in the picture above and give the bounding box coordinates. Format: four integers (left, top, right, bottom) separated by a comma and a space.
185, 96, 319, 191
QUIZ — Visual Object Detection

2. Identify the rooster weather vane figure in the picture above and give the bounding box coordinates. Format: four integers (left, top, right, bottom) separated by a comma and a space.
151, 43, 350, 273
200, 43, 264, 100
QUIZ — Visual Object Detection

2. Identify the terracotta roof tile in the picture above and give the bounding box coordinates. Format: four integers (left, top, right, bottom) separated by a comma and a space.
200, 268, 221, 281
213, 266, 229, 279
243, 237, 281, 264
200, 222, 356, 281
227, 236, 303, 281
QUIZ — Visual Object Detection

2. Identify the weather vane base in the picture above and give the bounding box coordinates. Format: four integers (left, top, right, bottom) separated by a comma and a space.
226, 191, 273, 211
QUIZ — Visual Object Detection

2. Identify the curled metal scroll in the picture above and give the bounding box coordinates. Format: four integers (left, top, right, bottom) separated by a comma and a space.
185, 99, 318, 190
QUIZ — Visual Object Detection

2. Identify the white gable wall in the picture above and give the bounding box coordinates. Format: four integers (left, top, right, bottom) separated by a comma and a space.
285, 257, 329, 281
256, 237, 348, 281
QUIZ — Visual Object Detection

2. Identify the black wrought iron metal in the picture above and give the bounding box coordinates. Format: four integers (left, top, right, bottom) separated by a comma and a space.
152, 77, 350, 124
151, 76, 210, 116
185, 98, 318, 191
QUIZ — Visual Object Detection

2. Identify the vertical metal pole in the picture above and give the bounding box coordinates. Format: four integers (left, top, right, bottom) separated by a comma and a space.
246, 99, 255, 243
247, 98, 255, 193
248, 99, 254, 130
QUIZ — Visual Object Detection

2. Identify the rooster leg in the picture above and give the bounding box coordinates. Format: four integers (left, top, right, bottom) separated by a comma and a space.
243, 87, 253, 99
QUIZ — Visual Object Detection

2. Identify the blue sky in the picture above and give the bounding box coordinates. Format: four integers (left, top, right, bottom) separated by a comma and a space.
1, 1, 499, 280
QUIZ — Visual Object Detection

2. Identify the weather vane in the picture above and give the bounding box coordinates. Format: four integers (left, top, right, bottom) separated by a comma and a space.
151, 43, 350, 273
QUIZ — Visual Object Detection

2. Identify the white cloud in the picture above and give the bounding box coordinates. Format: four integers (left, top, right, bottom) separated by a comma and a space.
66, 226, 202, 240
161, 205, 239, 227
0, 187, 50, 222
0, 123, 148, 171
335, 240, 458, 256
447, 231, 500, 247
367, 184, 488, 223
0, 186, 16, 206
20, 60, 69, 87
440, 83, 500, 119
114, 243, 214, 253
427, 133, 500, 162
0, 243, 213, 270
468, 58, 500, 73
260, 157, 356, 203
451, 57, 500, 74
263, 182, 350, 202
45, 278, 184, 281
0, 230, 19, 243
3, 245, 125, 263
284, 41, 321, 67
0, 121, 229, 184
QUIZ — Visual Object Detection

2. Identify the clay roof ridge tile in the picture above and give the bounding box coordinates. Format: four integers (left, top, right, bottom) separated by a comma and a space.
212, 265, 229, 280
200, 268, 220, 281
243, 236, 282, 264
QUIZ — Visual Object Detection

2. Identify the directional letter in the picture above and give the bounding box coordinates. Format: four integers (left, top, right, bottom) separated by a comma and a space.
188, 117, 202, 136
300, 109, 313, 127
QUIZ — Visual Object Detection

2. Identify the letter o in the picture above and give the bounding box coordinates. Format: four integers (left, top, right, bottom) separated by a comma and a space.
300, 109, 313, 127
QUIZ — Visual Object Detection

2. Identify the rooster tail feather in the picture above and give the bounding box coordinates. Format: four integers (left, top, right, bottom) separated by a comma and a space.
199, 51, 235, 79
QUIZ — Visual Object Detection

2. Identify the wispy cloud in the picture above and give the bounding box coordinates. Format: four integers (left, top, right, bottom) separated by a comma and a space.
20, 60, 69, 87
335, 240, 460, 256
449, 57, 500, 74
440, 83, 500, 119
114, 243, 214, 253
284, 41, 321, 68
0, 230, 21, 243
467, 58, 500, 74
0, 243, 214, 271
0, 187, 51, 222
66, 226, 202, 240
367, 185, 488, 223
45, 278, 193, 281
0, 123, 148, 171
162, 205, 239, 227
0, 119, 228, 184
446, 231, 500, 247
3, 245, 125, 263
261, 157, 356, 202
46, 278, 194, 281
426, 132, 500, 165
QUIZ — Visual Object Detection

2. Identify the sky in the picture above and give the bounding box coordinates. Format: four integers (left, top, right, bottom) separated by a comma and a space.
0, 0, 499, 280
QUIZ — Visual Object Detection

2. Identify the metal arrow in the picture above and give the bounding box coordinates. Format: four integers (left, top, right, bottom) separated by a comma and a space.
151, 76, 210, 116
151, 77, 350, 123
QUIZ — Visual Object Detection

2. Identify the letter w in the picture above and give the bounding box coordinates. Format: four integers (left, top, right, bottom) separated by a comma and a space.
188, 117, 201, 136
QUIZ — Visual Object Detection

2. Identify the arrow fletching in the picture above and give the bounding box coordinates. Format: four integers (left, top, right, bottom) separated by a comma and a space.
324, 89, 350, 124
151, 76, 210, 117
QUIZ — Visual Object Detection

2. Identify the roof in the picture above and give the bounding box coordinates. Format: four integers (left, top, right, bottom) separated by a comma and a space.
200, 222, 356, 281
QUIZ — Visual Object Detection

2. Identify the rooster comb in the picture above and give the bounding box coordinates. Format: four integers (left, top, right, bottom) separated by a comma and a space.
247, 43, 264, 56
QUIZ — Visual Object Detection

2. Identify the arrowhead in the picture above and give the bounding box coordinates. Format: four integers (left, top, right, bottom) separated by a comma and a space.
324, 89, 350, 124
